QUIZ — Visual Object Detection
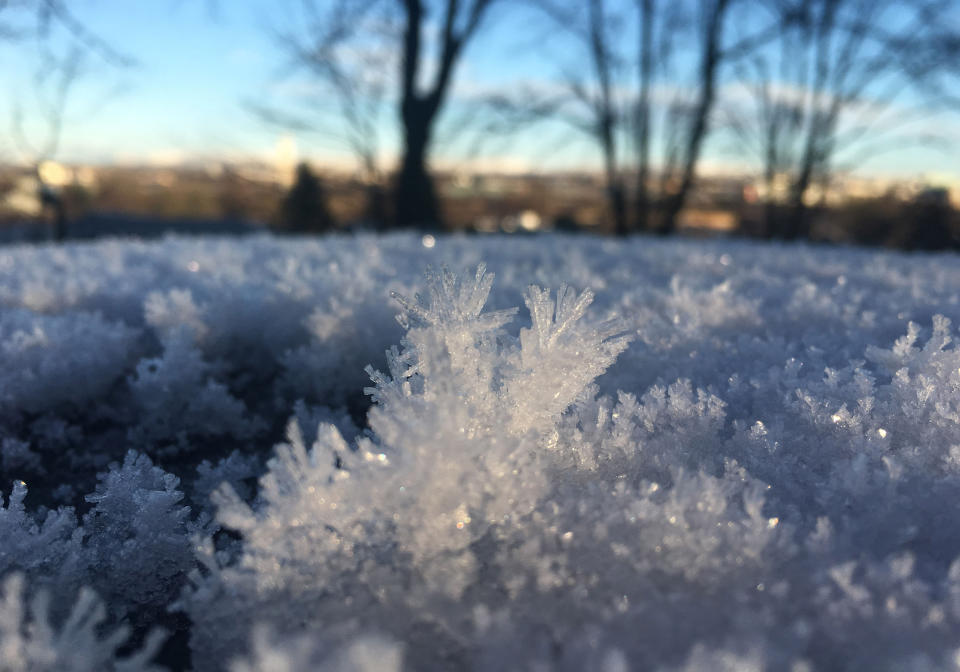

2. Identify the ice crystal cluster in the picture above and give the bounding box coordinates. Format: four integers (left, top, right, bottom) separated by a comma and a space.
1, 232, 960, 670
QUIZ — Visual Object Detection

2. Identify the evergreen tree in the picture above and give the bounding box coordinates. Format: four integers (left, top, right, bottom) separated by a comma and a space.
279, 163, 334, 233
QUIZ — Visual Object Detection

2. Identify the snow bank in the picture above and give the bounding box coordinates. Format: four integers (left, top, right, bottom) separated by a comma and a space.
1, 232, 959, 670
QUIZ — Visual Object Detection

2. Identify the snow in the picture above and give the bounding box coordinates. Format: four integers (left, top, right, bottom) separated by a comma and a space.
0, 232, 959, 670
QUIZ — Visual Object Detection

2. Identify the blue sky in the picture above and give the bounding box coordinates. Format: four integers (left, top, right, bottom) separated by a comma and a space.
0, 0, 957, 183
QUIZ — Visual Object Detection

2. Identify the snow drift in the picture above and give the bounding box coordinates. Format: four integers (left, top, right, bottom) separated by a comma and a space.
1, 232, 959, 671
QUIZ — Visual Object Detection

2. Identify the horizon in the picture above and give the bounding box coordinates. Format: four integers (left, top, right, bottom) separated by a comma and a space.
6, 151, 959, 189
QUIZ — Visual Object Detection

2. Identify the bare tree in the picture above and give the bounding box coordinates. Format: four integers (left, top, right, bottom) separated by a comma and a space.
656, 0, 731, 233
586, 0, 627, 235
533, 0, 773, 235
633, 0, 654, 232
5, 0, 133, 240
656, 0, 778, 233
395, 0, 498, 229
630, 0, 697, 233
11, 45, 84, 240
531, 0, 630, 234
260, 0, 499, 229
724, 5, 801, 236
34, 0, 135, 68
727, 0, 960, 239
257, 0, 395, 225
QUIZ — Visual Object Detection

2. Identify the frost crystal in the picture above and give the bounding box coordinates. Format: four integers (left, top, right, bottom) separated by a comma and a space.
81, 451, 192, 625
508, 284, 632, 434
1, 234, 959, 670
191, 264, 634, 666
0, 574, 164, 672
230, 628, 401, 672
0, 481, 82, 605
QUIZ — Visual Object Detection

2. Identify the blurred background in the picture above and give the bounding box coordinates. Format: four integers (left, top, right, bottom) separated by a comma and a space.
1, 0, 959, 248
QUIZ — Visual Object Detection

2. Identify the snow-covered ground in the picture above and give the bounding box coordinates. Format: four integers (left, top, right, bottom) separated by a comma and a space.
1, 232, 960, 671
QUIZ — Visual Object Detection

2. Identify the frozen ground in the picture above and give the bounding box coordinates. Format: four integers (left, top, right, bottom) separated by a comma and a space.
1, 232, 959, 671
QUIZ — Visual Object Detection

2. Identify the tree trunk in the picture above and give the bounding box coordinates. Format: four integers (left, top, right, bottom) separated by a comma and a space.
782, 0, 836, 241
762, 196, 779, 238
600, 113, 628, 236
52, 199, 67, 242
784, 159, 814, 239
37, 169, 67, 242
394, 0, 491, 230
781, 117, 815, 240
761, 152, 777, 237
763, 200, 778, 238
607, 177, 628, 236
365, 183, 388, 230
395, 114, 440, 229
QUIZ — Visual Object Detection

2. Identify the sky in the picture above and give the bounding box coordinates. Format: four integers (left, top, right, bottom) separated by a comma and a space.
0, 0, 957, 184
